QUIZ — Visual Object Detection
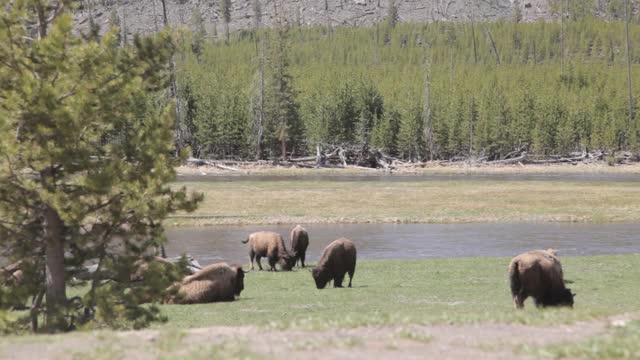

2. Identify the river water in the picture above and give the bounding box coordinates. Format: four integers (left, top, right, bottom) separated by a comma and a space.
165, 223, 640, 266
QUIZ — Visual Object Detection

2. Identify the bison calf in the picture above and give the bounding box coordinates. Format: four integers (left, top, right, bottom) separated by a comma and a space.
508, 250, 574, 309
312, 238, 356, 289
290, 225, 310, 268
167, 262, 245, 304
242, 231, 296, 271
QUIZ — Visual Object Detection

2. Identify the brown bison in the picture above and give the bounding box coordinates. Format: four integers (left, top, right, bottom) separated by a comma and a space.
129, 256, 178, 282
508, 249, 574, 309
167, 262, 245, 304
312, 238, 356, 289
290, 225, 310, 268
0, 260, 24, 286
241, 231, 296, 271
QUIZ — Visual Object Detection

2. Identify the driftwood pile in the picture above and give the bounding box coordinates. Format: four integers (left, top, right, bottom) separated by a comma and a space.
186, 147, 638, 172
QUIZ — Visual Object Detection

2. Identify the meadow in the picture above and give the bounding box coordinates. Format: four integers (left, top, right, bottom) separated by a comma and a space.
170, 178, 640, 225
2, 255, 638, 359
158, 255, 640, 330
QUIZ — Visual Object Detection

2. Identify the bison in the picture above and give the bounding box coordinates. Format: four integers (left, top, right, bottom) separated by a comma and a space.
241, 231, 296, 271
129, 256, 179, 282
167, 262, 245, 304
0, 260, 24, 286
508, 249, 574, 309
290, 225, 310, 268
312, 238, 356, 289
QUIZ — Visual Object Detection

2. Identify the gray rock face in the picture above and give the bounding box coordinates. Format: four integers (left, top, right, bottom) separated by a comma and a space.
75, 0, 553, 38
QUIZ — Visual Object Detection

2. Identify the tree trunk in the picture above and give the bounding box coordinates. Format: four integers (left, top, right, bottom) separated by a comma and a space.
256, 40, 265, 160
624, 0, 634, 139
560, 0, 566, 75
423, 46, 434, 161
469, 0, 478, 64
281, 137, 287, 161
44, 206, 67, 332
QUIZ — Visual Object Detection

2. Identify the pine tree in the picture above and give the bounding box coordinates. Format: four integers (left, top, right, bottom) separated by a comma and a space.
265, 26, 303, 160
0, 1, 202, 332
386, 0, 399, 29
190, 7, 207, 57
253, 0, 262, 29
220, 0, 232, 42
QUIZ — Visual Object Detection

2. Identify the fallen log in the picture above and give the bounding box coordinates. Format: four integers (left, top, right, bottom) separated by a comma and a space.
486, 153, 528, 165
214, 163, 240, 171
526, 152, 587, 164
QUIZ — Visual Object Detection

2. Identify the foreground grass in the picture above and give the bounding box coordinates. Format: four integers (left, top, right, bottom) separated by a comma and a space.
157, 255, 640, 330
1, 255, 637, 359
526, 320, 640, 359
169, 179, 640, 225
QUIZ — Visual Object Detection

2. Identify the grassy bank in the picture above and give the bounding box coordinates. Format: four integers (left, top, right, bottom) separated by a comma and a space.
529, 320, 640, 359
158, 255, 640, 330
169, 179, 640, 225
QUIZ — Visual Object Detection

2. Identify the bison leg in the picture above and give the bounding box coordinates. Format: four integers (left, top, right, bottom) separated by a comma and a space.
256, 256, 264, 271
334, 274, 345, 288
268, 256, 277, 271
347, 271, 354, 288
513, 294, 526, 309
249, 250, 256, 271
300, 252, 306, 268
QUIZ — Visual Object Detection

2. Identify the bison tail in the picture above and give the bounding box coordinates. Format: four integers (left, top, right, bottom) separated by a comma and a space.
241, 237, 249, 244
509, 260, 521, 296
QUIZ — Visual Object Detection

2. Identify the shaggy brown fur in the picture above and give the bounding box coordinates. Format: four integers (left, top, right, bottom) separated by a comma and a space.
290, 225, 309, 268
508, 250, 574, 309
167, 262, 245, 304
129, 257, 179, 282
0, 261, 24, 286
241, 231, 296, 271
312, 238, 357, 289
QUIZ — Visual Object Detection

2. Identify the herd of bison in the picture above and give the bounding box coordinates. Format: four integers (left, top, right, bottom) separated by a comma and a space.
164, 225, 574, 309
0, 225, 575, 309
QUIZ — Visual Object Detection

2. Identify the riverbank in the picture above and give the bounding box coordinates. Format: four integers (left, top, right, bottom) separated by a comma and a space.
2, 255, 639, 359
168, 177, 640, 226
176, 161, 640, 177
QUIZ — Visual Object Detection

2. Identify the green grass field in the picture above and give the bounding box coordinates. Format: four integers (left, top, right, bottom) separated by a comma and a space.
157, 255, 640, 330
169, 179, 640, 225
530, 320, 640, 359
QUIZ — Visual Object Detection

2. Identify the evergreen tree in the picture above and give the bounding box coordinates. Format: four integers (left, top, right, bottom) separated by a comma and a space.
220, 0, 232, 42
0, 0, 202, 332
190, 7, 207, 57
265, 26, 303, 160
253, 0, 262, 29
386, 0, 399, 29
109, 9, 121, 45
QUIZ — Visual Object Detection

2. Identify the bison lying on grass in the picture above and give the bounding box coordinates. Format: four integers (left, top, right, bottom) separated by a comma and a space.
242, 231, 296, 271
290, 225, 309, 268
508, 249, 574, 309
312, 238, 356, 289
167, 262, 245, 304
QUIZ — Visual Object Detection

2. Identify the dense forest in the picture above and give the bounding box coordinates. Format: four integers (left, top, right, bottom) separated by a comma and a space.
173, 15, 640, 162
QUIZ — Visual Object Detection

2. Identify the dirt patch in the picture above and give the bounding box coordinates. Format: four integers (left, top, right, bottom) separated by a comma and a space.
3, 314, 637, 359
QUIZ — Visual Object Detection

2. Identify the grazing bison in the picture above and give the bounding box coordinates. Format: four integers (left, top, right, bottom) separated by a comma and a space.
508, 250, 574, 309
290, 225, 310, 268
167, 262, 245, 304
312, 238, 356, 289
241, 231, 296, 271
